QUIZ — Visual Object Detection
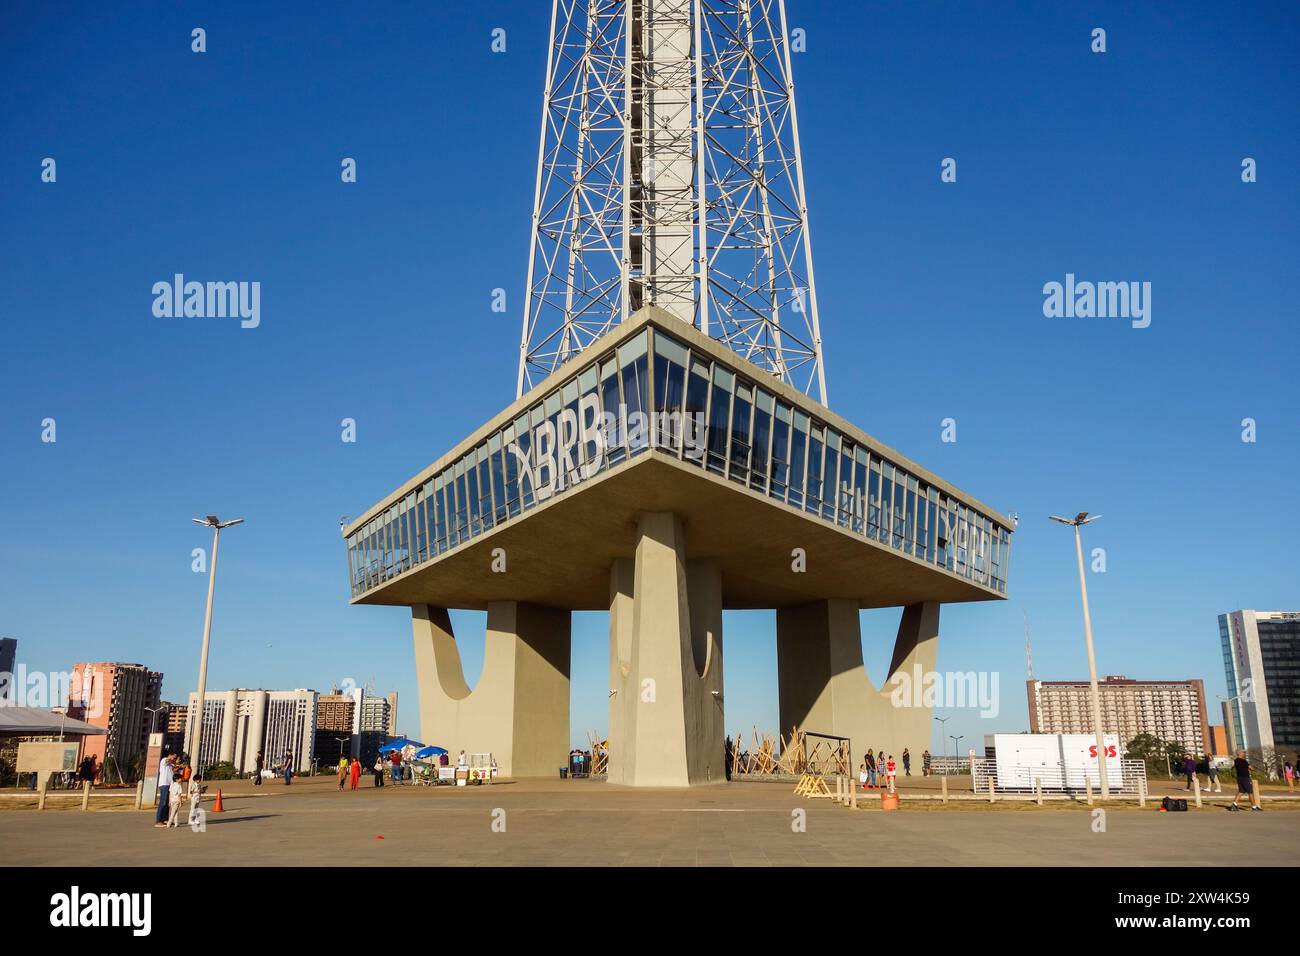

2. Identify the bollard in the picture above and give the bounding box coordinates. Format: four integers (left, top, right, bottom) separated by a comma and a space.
81, 780, 91, 811
941, 775, 949, 804
37, 779, 47, 811
1193, 775, 1202, 808
850, 780, 858, 809
1138, 776, 1146, 809
1034, 777, 1042, 806
1086, 778, 1094, 806
134, 780, 144, 810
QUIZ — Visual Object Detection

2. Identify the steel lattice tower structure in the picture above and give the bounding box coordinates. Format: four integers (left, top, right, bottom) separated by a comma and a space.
517, 0, 827, 404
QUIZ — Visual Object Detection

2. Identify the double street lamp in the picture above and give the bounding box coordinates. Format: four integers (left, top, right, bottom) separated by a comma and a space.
186, 515, 243, 767
1049, 511, 1109, 799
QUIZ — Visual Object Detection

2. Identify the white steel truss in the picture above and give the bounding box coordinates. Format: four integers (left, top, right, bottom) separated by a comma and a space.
518, 0, 828, 405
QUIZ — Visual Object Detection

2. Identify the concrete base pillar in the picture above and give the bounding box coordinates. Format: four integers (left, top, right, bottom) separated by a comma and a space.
607, 511, 724, 786
776, 599, 940, 771
411, 601, 570, 778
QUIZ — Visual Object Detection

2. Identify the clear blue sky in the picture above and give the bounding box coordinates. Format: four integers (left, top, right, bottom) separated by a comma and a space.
2, 2, 1296, 753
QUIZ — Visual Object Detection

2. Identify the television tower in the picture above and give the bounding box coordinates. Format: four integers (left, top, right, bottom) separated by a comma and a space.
518, 0, 827, 405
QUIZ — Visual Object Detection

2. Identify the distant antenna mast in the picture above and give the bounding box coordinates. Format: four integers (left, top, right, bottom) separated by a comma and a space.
1024, 610, 1034, 680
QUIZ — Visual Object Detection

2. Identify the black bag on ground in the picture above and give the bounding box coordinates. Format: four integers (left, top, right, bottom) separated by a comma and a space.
1161, 796, 1189, 811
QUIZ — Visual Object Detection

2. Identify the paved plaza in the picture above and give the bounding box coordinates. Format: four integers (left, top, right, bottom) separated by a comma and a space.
3, 775, 1297, 866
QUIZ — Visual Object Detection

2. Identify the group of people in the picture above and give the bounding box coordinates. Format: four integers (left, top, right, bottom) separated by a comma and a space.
152, 753, 202, 829
335, 749, 469, 789
860, 749, 901, 791
248, 748, 296, 785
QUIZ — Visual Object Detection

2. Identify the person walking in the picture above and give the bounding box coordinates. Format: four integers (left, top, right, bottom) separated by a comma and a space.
337, 754, 349, 790
281, 750, 294, 785
922, 749, 931, 776
349, 756, 361, 791
1284, 761, 1294, 793
372, 755, 385, 787
153, 755, 175, 829
390, 748, 403, 786
902, 748, 911, 776
1182, 755, 1196, 790
1206, 756, 1222, 793
253, 749, 264, 786
864, 750, 877, 789
78, 754, 98, 790
1230, 751, 1261, 811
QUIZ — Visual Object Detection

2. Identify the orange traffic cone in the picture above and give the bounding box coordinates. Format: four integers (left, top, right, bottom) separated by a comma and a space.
212, 789, 225, 812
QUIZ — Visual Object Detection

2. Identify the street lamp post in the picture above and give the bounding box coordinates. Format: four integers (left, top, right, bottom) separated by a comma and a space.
949, 735, 964, 759
934, 715, 950, 756
1050, 511, 1109, 799
187, 515, 243, 768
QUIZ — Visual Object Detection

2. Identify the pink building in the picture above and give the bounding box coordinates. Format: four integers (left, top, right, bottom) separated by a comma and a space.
68, 662, 163, 773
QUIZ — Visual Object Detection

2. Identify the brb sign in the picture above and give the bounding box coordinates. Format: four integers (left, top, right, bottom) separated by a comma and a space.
506, 400, 705, 503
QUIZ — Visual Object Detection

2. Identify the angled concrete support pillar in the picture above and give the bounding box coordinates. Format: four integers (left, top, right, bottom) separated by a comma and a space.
777, 600, 940, 768
608, 511, 724, 786
411, 601, 570, 778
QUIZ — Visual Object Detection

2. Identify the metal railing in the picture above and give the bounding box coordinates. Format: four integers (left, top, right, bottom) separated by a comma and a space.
971, 758, 1148, 795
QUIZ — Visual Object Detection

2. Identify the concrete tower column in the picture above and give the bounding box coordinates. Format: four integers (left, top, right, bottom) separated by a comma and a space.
411, 601, 570, 778
218, 689, 239, 765
607, 511, 724, 787
245, 690, 267, 775
776, 600, 940, 768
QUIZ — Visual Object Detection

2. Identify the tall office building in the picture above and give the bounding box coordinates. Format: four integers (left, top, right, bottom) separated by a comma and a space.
352, 688, 395, 766
67, 662, 163, 769
1219, 610, 1300, 755
1027, 676, 1210, 754
184, 689, 317, 775
162, 703, 188, 756
314, 692, 356, 766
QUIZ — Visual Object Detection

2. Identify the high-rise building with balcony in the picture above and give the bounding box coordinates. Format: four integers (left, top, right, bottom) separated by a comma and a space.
67, 662, 163, 770
1027, 676, 1210, 755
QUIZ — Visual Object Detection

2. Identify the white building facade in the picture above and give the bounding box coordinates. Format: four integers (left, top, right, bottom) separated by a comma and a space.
185, 689, 317, 774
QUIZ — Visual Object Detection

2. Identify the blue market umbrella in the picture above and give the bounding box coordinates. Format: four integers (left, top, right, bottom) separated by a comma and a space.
414, 746, 448, 760
377, 737, 424, 754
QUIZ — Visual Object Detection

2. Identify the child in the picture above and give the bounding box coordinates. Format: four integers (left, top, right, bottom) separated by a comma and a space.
859, 761, 868, 791
167, 766, 188, 828
886, 755, 897, 793
186, 774, 203, 829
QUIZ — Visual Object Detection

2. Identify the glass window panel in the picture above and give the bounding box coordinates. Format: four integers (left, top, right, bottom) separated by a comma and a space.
903, 476, 918, 554
788, 410, 809, 508
878, 463, 894, 545
771, 403, 791, 501
852, 449, 868, 534
750, 391, 772, 494
706, 366, 732, 476
728, 382, 753, 483
600, 360, 624, 465
652, 333, 687, 453
837, 441, 855, 527
805, 424, 824, 516
684, 358, 709, 466
619, 332, 650, 455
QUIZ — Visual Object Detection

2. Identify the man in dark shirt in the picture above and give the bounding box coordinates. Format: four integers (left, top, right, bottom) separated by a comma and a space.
1230, 751, 1261, 811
